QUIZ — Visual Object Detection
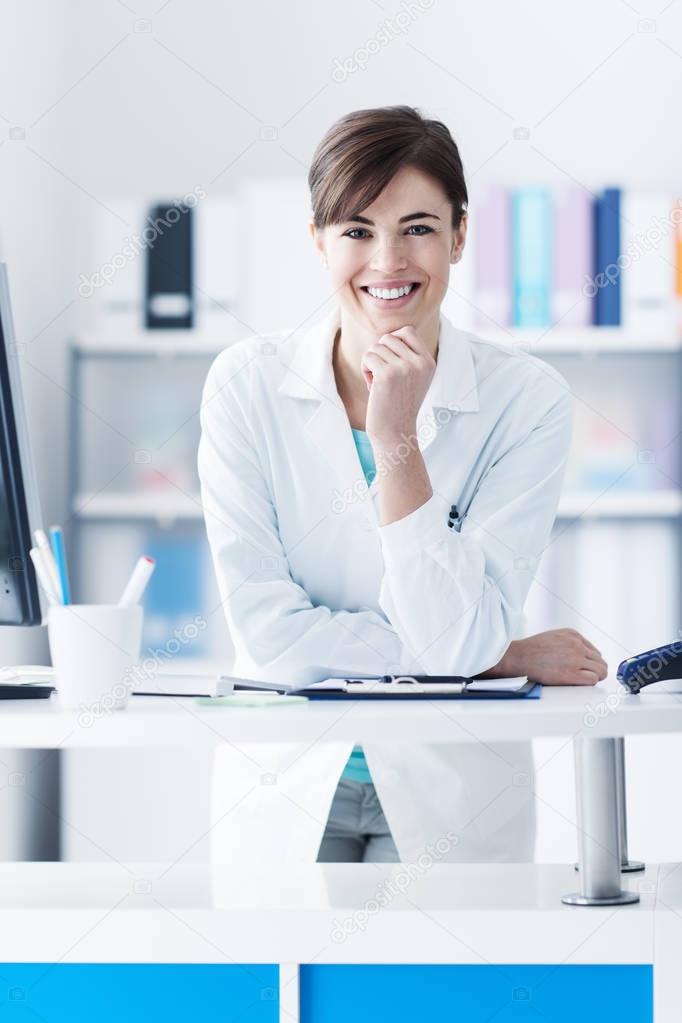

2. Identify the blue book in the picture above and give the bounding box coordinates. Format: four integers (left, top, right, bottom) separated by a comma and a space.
512, 187, 552, 326
593, 187, 621, 325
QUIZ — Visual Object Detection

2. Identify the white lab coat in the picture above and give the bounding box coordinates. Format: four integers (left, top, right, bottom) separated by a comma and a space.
198, 304, 573, 864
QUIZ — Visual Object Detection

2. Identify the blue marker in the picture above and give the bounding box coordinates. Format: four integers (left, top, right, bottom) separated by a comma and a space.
48, 525, 71, 605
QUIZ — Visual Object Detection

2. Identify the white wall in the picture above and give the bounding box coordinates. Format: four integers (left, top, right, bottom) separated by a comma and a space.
5, 0, 682, 865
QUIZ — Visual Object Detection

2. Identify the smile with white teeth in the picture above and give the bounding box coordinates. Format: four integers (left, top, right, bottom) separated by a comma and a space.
365, 283, 417, 300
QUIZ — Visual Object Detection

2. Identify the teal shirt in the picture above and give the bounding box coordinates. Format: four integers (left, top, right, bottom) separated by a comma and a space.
340, 428, 376, 784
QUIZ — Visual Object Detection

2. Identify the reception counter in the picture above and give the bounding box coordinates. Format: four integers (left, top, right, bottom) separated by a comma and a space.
1, 678, 681, 1019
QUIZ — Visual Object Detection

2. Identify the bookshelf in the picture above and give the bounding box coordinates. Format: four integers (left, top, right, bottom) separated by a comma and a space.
75, 324, 682, 357
481, 326, 680, 354
72, 488, 682, 522
68, 340, 231, 667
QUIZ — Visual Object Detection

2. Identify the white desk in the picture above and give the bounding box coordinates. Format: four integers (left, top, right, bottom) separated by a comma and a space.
3, 678, 682, 908
0, 859, 656, 962
0, 860, 678, 1020
2, 679, 681, 747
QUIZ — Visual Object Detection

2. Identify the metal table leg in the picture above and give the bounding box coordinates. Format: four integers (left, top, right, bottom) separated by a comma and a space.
573, 735, 645, 875
615, 736, 645, 873
562, 735, 639, 906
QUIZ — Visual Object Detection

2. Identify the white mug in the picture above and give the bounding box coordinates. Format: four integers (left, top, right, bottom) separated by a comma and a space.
47, 604, 143, 712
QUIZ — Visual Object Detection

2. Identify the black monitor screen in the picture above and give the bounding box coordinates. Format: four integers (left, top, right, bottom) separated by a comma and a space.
0, 265, 42, 625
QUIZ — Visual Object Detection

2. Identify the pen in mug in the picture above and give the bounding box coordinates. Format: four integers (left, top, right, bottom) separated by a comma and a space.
48, 525, 71, 605
29, 546, 60, 606
33, 529, 62, 602
118, 555, 155, 607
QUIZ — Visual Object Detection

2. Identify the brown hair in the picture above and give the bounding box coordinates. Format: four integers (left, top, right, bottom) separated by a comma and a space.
308, 105, 468, 231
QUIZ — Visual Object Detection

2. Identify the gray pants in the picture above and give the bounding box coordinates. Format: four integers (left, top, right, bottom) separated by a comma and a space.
316, 779, 400, 862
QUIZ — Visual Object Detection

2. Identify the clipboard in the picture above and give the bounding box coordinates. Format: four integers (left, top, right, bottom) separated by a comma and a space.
289, 679, 541, 700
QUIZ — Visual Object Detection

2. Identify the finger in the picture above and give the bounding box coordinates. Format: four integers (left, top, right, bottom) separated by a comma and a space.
371, 339, 405, 366
376, 334, 419, 361
583, 657, 608, 681
576, 668, 600, 685
583, 652, 609, 678
386, 325, 428, 356
583, 649, 607, 668
361, 351, 391, 375
579, 636, 603, 656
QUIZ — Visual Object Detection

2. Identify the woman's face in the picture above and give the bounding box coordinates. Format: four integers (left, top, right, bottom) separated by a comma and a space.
310, 164, 467, 338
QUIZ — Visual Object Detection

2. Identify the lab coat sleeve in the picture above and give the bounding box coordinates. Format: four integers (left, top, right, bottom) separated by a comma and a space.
197, 350, 409, 686
376, 369, 573, 677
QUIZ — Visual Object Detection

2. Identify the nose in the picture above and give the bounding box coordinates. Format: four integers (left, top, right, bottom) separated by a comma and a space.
369, 234, 408, 275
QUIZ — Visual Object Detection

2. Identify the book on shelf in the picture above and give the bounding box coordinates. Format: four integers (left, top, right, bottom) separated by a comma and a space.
593, 187, 621, 327
552, 185, 592, 327
474, 184, 511, 328
620, 191, 676, 334
512, 186, 552, 327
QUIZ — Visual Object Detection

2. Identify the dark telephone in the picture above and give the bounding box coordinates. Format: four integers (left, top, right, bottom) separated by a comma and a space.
617, 641, 682, 694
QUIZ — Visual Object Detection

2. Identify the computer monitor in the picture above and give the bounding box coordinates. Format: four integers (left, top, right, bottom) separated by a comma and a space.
0, 263, 43, 625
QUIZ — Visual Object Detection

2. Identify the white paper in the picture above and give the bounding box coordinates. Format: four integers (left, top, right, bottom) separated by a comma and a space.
466, 676, 529, 692
310, 676, 528, 694
0, 678, 47, 686
351, 682, 467, 694
306, 677, 382, 691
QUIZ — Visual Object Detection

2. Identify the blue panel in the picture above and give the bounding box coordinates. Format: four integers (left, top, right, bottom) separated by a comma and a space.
300, 964, 653, 1023
0, 964, 279, 1022
143, 529, 209, 657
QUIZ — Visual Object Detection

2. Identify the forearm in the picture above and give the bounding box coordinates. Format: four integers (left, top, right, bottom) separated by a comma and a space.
373, 433, 433, 527
373, 431, 514, 677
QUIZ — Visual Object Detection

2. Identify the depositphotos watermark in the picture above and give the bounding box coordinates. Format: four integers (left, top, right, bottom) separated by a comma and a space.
331, 0, 435, 82
331, 402, 460, 515
330, 830, 458, 943
583, 689, 625, 729
76, 615, 206, 727
583, 201, 682, 299
78, 185, 207, 297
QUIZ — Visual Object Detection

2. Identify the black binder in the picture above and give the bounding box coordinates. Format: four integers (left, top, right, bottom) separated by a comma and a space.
0, 684, 54, 699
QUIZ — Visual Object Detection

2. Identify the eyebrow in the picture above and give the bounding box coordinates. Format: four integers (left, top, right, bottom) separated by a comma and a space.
345, 211, 441, 225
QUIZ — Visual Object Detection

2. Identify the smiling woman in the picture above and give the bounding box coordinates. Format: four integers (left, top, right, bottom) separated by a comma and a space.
199, 105, 604, 870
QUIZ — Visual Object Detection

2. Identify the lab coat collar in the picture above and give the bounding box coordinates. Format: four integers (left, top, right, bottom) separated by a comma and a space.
277, 304, 480, 417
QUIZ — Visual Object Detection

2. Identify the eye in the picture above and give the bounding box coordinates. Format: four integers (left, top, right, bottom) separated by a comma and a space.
342, 224, 434, 239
